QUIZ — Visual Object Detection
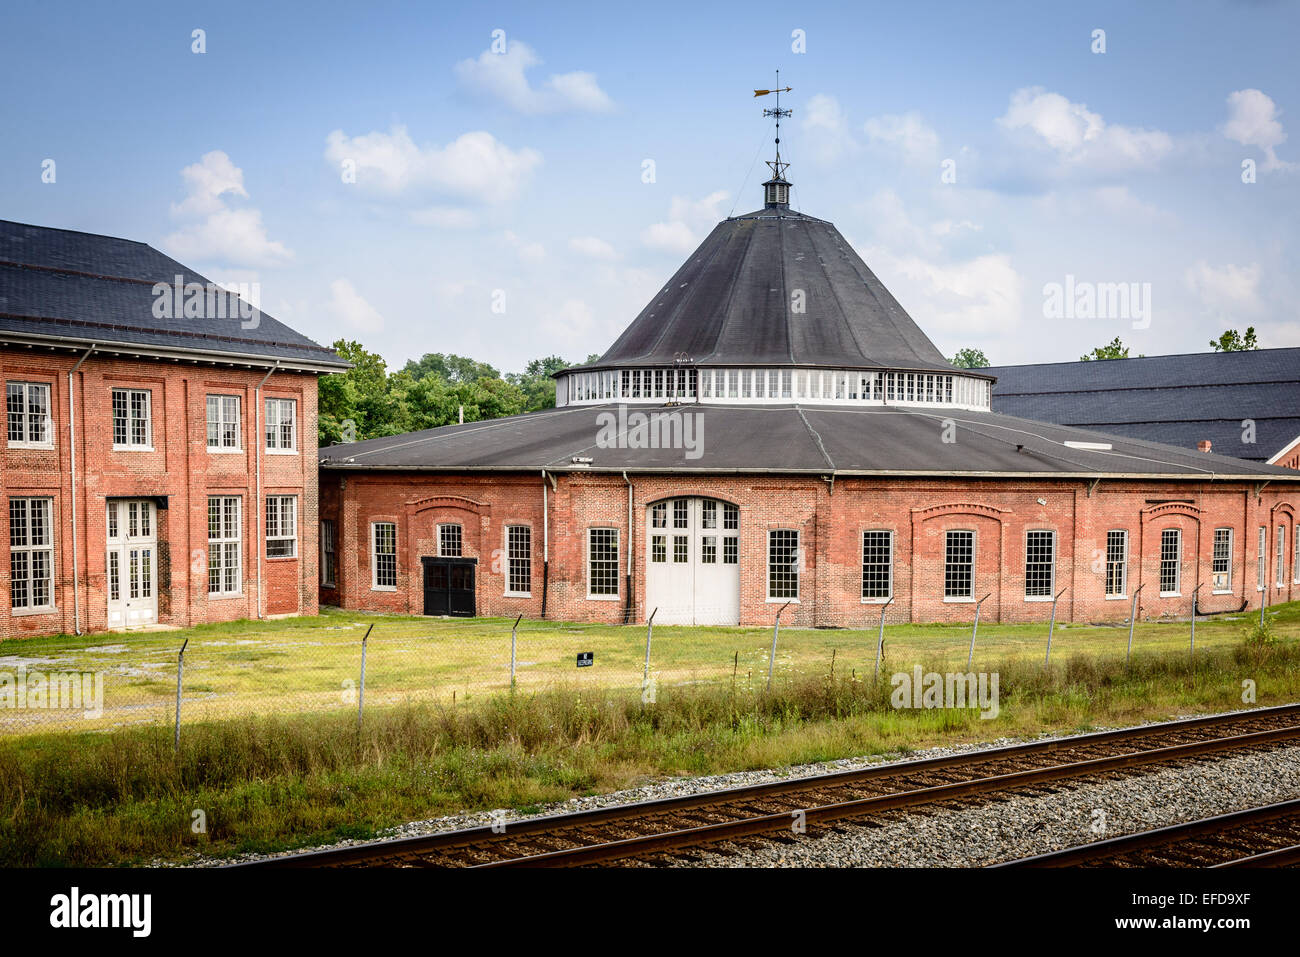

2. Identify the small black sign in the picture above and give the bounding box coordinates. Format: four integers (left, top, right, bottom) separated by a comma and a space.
576, 652, 594, 668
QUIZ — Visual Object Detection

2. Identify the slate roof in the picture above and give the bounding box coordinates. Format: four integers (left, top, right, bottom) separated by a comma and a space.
0, 220, 346, 369
986, 348, 1300, 463
589, 207, 966, 375
319, 402, 1300, 480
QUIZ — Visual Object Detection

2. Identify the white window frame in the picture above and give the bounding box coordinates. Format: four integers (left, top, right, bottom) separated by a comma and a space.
587, 527, 621, 600
1277, 524, 1287, 588
264, 397, 298, 453
505, 525, 532, 597
265, 495, 298, 558
207, 496, 242, 597
1024, 529, 1056, 601
1104, 529, 1128, 599
1159, 528, 1182, 597
111, 387, 153, 450
206, 394, 242, 452
1294, 526, 1300, 585
1258, 526, 1267, 591
861, 529, 893, 603
438, 523, 463, 558
767, 529, 801, 602
1212, 527, 1233, 593
943, 529, 975, 602
320, 519, 337, 588
6, 381, 53, 449
9, 496, 55, 614
371, 522, 397, 591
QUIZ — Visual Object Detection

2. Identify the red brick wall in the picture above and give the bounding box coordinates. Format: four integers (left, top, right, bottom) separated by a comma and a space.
320, 470, 1300, 626
1, 347, 320, 637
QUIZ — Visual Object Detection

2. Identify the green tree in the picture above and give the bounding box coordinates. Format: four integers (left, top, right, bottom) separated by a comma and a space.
949, 347, 990, 369
402, 352, 500, 383
319, 339, 404, 446
1210, 326, 1258, 352
1080, 337, 1137, 361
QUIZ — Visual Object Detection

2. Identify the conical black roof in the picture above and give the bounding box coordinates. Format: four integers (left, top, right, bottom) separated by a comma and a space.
594, 206, 956, 373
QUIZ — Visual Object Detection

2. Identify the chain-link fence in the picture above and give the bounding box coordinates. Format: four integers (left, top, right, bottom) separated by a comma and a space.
0, 599, 1281, 738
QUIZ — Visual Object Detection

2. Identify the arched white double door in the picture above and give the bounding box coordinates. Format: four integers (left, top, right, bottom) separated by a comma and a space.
645, 497, 740, 625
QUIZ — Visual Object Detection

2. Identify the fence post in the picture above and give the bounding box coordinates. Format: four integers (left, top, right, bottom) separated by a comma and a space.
357, 624, 373, 729
873, 595, 894, 684
1044, 586, 1068, 667
966, 594, 991, 671
510, 613, 522, 688
767, 601, 792, 692
1260, 583, 1267, 628
1126, 583, 1145, 667
173, 638, 188, 752
1190, 583, 1203, 662
642, 607, 658, 688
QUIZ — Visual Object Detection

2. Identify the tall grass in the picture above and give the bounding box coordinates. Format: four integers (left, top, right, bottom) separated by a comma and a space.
3, 635, 1298, 866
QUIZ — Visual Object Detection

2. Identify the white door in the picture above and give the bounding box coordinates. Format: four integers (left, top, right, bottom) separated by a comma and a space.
646, 497, 740, 625
106, 499, 158, 628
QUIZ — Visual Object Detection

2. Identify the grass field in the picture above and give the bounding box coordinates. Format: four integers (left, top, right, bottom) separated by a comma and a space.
2, 603, 1297, 735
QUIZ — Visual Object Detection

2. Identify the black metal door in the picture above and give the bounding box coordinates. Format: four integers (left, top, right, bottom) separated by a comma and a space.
422, 557, 476, 617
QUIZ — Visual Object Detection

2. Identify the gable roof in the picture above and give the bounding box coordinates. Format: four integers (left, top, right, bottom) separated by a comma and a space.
0, 220, 346, 371
591, 207, 965, 375
319, 401, 1300, 481
985, 348, 1300, 463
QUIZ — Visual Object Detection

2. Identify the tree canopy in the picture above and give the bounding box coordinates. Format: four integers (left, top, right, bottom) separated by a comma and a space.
949, 347, 990, 369
1210, 327, 1258, 352
1080, 337, 1142, 361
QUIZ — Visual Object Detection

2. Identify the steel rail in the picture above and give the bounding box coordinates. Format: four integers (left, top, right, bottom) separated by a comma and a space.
238, 703, 1300, 869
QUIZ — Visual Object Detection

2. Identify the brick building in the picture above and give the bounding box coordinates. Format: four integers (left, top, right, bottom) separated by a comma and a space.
320, 167, 1300, 628
1, 220, 346, 637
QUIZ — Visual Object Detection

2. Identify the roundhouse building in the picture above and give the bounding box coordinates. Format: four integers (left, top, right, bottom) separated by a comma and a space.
319, 171, 1300, 627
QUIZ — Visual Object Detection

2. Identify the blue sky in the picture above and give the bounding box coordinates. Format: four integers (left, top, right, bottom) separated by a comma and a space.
2, 0, 1297, 370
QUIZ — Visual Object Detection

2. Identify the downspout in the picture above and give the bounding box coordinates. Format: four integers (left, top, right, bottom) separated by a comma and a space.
622, 471, 634, 624
253, 361, 280, 619
540, 469, 554, 619
67, 344, 97, 635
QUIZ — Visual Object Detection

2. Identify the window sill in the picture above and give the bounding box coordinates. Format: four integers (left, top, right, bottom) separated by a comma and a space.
943, 597, 975, 604
321, 581, 337, 589
1159, 592, 1181, 598
207, 592, 244, 601
11, 605, 57, 617
586, 594, 620, 601
7, 443, 54, 451
371, 585, 397, 593
112, 445, 155, 453
207, 447, 244, 455
266, 448, 299, 456
1105, 594, 1128, 601
266, 554, 298, 562
1023, 596, 1054, 602
766, 597, 800, 603
505, 591, 532, 599
1213, 589, 1234, 596
861, 597, 892, 605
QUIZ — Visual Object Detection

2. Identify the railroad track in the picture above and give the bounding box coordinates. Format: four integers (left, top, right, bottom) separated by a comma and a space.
995, 798, 1300, 867
240, 703, 1300, 869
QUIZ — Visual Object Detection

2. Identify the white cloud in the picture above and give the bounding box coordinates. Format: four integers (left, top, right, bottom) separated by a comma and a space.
642, 190, 729, 253
1185, 260, 1263, 316
1222, 89, 1294, 172
872, 251, 1024, 336
324, 126, 542, 203
324, 278, 385, 333
540, 298, 598, 348
997, 87, 1174, 171
863, 111, 941, 165
163, 151, 292, 268
410, 206, 478, 228
454, 40, 614, 114
801, 94, 857, 165
504, 230, 546, 264
569, 236, 618, 260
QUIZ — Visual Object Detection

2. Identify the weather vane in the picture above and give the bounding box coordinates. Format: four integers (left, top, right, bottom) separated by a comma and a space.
754, 69, 792, 179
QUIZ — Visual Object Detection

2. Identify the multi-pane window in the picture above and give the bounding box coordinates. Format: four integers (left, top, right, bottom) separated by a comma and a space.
506, 525, 531, 595
1295, 530, 1300, 585
651, 534, 666, 563
206, 395, 241, 449
944, 530, 974, 599
673, 535, 688, 563
702, 500, 717, 528
588, 528, 620, 597
320, 519, 337, 587
1278, 525, 1287, 587
723, 537, 738, 564
265, 397, 297, 451
438, 523, 463, 557
862, 530, 893, 600
1212, 528, 1233, 592
651, 502, 667, 528
6, 382, 51, 447
207, 496, 242, 596
265, 495, 297, 558
1025, 530, 1055, 598
723, 503, 739, 530
701, 536, 717, 564
372, 522, 397, 589
10, 497, 54, 611
1105, 530, 1128, 597
768, 529, 800, 600
1159, 529, 1181, 595
1258, 526, 1267, 589
111, 388, 152, 448
673, 499, 688, 528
